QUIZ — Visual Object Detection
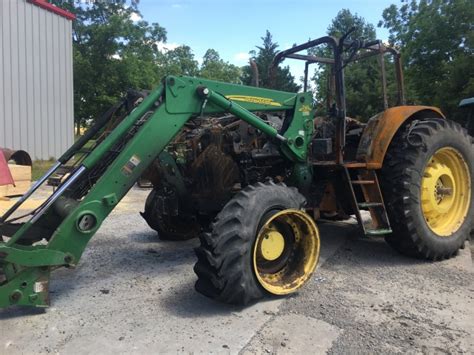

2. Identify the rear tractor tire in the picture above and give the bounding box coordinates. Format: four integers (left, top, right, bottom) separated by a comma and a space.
194, 181, 320, 305
380, 118, 473, 260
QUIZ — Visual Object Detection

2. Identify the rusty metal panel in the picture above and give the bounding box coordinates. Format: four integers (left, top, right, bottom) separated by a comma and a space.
0, 0, 74, 160
356, 106, 445, 169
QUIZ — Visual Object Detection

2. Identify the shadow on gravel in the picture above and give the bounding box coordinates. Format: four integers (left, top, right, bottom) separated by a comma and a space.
0, 305, 46, 320
127, 230, 162, 243
318, 220, 430, 267
160, 279, 246, 317
341, 237, 430, 267
0, 221, 437, 320
159, 277, 284, 318
40, 238, 201, 300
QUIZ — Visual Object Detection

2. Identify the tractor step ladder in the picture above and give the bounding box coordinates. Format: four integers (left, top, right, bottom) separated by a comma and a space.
343, 165, 392, 236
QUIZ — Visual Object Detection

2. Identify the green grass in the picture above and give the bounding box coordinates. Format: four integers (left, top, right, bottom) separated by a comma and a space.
32, 159, 55, 181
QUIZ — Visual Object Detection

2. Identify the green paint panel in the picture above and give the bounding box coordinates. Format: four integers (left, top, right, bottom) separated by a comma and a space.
165, 76, 296, 114
281, 92, 315, 161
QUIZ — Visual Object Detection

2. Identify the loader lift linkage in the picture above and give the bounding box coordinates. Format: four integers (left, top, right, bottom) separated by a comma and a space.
1, 33, 472, 308
0, 74, 314, 308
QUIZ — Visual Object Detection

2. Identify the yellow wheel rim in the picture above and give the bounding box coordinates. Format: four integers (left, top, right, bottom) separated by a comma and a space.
421, 147, 471, 236
253, 209, 320, 295
260, 230, 286, 261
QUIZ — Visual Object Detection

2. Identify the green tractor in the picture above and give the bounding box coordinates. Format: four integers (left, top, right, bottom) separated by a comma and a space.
1, 33, 473, 308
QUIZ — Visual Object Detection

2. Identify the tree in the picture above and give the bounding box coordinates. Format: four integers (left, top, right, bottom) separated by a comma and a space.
311, 9, 388, 120
163, 45, 199, 77
52, 0, 167, 134
242, 31, 300, 92
379, 0, 474, 118
199, 49, 241, 83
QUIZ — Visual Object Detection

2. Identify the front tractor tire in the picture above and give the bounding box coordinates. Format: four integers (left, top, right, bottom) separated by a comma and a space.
381, 118, 473, 260
194, 181, 320, 305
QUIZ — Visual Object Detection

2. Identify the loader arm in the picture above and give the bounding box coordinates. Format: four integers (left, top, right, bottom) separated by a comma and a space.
0, 76, 314, 308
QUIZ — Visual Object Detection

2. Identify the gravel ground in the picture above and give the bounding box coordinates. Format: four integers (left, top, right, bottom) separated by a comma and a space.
1, 187, 473, 354
277, 232, 473, 354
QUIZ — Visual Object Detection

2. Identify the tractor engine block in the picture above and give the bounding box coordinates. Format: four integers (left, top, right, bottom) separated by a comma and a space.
141, 114, 291, 237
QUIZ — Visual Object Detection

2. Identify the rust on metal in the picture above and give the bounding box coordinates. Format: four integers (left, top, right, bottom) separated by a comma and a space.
0, 148, 32, 166
318, 183, 338, 213
356, 106, 445, 169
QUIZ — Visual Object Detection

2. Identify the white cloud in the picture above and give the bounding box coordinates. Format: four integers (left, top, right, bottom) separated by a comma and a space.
234, 52, 250, 63
130, 12, 141, 22
172, 4, 182, 8
157, 42, 181, 53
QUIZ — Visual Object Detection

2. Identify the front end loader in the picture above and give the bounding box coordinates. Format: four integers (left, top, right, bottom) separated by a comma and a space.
1, 33, 472, 308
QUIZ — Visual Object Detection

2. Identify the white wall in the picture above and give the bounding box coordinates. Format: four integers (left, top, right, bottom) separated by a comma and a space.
0, 0, 74, 160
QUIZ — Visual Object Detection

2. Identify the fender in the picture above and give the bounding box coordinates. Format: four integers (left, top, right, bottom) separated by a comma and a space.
356, 106, 445, 169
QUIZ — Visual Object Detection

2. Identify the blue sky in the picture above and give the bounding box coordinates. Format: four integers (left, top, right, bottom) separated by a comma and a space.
135, 0, 398, 80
